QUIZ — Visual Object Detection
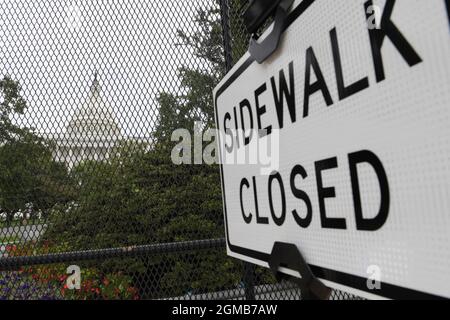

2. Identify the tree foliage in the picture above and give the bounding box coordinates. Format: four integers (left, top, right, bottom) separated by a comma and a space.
0, 76, 28, 143
0, 76, 74, 224
42, 3, 249, 297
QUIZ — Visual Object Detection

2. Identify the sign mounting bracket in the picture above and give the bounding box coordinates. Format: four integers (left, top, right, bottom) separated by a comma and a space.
241, 0, 294, 63
269, 242, 331, 300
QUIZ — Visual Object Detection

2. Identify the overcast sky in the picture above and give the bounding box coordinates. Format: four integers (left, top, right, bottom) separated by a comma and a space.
0, 0, 213, 138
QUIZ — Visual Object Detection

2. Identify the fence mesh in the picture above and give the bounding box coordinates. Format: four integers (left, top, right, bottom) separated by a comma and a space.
0, 0, 360, 300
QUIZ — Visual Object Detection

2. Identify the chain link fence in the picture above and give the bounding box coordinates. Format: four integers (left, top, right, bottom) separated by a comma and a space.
0, 0, 359, 300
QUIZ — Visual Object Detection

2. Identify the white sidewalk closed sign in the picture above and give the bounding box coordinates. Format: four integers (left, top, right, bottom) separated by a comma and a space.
213, 0, 450, 299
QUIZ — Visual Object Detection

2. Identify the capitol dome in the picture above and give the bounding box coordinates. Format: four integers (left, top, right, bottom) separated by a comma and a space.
66, 73, 121, 141
52, 72, 122, 169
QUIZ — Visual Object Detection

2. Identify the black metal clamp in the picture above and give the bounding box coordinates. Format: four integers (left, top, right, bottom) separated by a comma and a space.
241, 0, 294, 63
269, 242, 331, 300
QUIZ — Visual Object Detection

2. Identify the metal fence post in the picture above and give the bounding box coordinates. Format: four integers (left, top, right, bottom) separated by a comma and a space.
219, 0, 233, 72
243, 262, 256, 300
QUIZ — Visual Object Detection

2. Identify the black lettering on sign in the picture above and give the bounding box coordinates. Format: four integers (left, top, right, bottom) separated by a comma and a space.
240, 178, 252, 224
239, 99, 254, 146
236, 151, 389, 231
364, 0, 422, 83
315, 157, 347, 230
270, 61, 296, 129
253, 176, 269, 224
224, 112, 233, 153
254, 83, 272, 138
233, 106, 240, 148
290, 164, 312, 228
446, 0, 450, 24
348, 150, 390, 231
330, 27, 369, 100
268, 171, 287, 226
303, 47, 334, 118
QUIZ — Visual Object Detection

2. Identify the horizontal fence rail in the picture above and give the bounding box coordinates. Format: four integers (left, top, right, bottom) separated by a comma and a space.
0, 238, 226, 270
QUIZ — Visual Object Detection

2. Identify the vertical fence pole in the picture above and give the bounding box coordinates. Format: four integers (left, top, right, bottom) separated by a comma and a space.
220, 0, 233, 72
243, 262, 256, 300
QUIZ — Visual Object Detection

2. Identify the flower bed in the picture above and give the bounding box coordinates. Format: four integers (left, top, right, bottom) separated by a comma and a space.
1, 242, 140, 300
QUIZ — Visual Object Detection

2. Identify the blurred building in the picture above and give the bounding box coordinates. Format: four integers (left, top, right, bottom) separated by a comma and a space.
50, 73, 122, 169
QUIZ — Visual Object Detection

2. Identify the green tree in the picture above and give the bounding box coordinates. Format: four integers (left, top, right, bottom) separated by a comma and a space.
0, 76, 74, 225
146, 2, 248, 295
43, 2, 252, 298
0, 76, 28, 143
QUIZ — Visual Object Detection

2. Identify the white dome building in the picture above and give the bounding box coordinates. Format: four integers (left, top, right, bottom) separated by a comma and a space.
52, 73, 122, 169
